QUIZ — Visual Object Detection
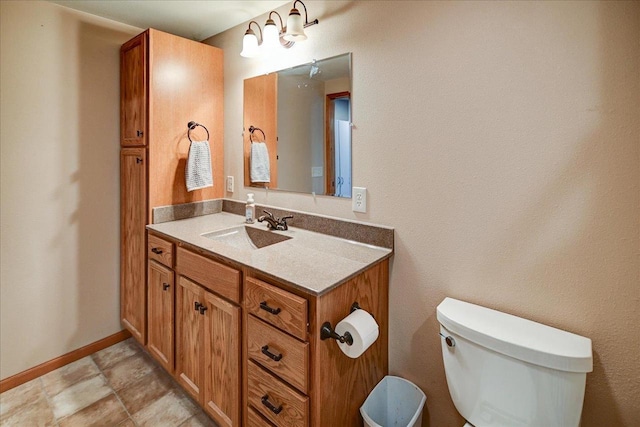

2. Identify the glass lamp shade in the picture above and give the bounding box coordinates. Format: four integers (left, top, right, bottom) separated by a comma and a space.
240, 29, 260, 58
262, 19, 281, 52
284, 8, 307, 42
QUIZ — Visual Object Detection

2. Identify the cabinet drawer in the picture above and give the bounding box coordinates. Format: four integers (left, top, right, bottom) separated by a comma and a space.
248, 316, 309, 394
176, 247, 241, 304
245, 277, 308, 340
148, 234, 174, 268
248, 407, 275, 427
247, 362, 308, 427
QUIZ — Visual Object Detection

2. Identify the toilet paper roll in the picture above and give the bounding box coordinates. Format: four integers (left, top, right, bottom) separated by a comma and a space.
335, 309, 379, 359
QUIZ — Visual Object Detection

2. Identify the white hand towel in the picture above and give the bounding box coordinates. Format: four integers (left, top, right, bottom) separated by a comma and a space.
186, 140, 213, 192
250, 142, 271, 183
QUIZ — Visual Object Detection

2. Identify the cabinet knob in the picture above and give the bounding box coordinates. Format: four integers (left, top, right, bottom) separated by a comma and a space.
136, 157, 143, 164
194, 302, 202, 311
261, 345, 283, 362
261, 395, 283, 415
151, 248, 163, 254
162, 283, 170, 291
137, 130, 144, 137
259, 301, 281, 315
199, 305, 208, 315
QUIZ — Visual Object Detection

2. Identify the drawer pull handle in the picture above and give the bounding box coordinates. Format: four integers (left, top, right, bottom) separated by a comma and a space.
151, 248, 163, 255
261, 395, 283, 415
261, 345, 283, 362
259, 301, 281, 315
162, 283, 170, 291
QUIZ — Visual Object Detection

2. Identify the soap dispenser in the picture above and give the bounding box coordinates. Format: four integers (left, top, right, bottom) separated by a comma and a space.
245, 193, 256, 224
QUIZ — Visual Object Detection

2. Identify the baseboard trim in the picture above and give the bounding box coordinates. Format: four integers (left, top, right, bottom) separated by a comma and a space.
0, 330, 131, 393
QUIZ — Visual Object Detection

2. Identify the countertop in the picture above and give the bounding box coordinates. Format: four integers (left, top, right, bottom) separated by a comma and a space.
147, 212, 393, 296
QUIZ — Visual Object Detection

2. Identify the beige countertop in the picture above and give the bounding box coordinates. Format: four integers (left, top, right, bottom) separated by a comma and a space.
147, 212, 393, 296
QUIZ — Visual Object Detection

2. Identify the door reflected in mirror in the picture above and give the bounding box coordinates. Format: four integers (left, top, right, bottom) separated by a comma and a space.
244, 53, 352, 198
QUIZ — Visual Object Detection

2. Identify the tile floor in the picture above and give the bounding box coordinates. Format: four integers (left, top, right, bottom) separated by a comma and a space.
0, 338, 218, 427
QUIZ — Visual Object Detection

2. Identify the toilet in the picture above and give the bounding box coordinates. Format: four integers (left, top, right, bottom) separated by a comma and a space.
437, 298, 593, 427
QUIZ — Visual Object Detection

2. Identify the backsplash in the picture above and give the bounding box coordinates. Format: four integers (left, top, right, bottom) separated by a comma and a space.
152, 199, 223, 223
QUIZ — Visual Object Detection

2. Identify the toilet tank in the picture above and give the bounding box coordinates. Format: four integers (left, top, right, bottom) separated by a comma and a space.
436, 298, 592, 427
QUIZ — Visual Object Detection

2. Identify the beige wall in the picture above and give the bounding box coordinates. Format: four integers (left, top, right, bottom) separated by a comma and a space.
0, 1, 141, 379
207, 1, 640, 425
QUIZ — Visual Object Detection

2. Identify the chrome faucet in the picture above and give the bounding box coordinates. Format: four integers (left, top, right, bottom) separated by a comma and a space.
258, 210, 293, 231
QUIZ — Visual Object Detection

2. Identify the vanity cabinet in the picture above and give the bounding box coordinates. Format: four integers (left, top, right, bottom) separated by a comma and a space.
146, 228, 390, 427
120, 28, 224, 345
175, 247, 242, 427
244, 261, 389, 427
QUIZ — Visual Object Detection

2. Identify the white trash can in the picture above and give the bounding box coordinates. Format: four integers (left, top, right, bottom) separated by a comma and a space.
360, 376, 426, 427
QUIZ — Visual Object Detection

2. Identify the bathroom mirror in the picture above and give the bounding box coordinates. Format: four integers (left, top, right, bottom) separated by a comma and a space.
243, 53, 352, 198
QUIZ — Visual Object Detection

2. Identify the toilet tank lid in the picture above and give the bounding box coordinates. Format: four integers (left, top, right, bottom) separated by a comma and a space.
437, 298, 593, 373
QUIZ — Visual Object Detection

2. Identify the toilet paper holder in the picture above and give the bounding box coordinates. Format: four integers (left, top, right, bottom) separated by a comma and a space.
320, 302, 362, 346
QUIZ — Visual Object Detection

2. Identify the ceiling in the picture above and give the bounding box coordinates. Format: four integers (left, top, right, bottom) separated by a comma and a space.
48, 1, 290, 41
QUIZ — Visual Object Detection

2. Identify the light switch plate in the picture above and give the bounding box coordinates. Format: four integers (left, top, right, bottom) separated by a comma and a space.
352, 187, 367, 213
226, 176, 234, 192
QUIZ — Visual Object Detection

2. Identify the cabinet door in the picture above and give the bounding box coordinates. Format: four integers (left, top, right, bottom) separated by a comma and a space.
176, 276, 204, 402
147, 260, 174, 372
121, 32, 147, 147
121, 148, 147, 343
203, 291, 241, 427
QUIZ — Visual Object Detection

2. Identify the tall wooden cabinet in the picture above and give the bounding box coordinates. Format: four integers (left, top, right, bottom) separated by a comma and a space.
120, 28, 224, 345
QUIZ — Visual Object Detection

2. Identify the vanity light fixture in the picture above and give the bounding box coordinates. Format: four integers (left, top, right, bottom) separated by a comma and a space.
240, 20, 262, 58
240, 0, 318, 58
284, 0, 319, 42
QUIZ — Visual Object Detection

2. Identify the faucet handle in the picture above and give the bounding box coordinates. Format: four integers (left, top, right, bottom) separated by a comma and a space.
279, 215, 293, 230
262, 210, 276, 219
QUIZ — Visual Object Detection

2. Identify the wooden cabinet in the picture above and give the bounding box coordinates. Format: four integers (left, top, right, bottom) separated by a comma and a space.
120, 34, 146, 147
175, 249, 242, 427
244, 260, 389, 427
147, 260, 174, 372
147, 233, 389, 427
176, 276, 204, 399
203, 290, 241, 427
120, 148, 147, 342
120, 28, 223, 345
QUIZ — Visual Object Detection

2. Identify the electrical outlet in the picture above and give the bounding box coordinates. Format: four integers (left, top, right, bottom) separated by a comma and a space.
352, 187, 367, 213
226, 176, 234, 192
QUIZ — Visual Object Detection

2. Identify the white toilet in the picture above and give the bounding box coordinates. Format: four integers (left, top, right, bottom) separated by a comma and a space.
437, 298, 593, 427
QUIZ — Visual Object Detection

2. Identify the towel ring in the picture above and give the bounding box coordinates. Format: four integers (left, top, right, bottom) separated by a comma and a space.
187, 121, 210, 142
249, 125, 266, 143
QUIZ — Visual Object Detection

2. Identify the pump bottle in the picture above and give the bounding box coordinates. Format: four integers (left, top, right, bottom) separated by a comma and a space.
245, 193, 256, 223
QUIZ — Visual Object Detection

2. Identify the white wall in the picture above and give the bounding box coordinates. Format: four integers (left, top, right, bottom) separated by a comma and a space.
207, 1, 640, 425
0, 1, 141, 379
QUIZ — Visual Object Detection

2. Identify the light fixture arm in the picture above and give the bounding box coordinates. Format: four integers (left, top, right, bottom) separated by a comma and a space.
248, 21, 263, 43
293, 0, 319, 28
268, 11, 285, 32
248, 20, 262, 42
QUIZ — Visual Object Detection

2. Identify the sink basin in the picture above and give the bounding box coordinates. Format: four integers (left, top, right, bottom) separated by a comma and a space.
202, 225, 291, 250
